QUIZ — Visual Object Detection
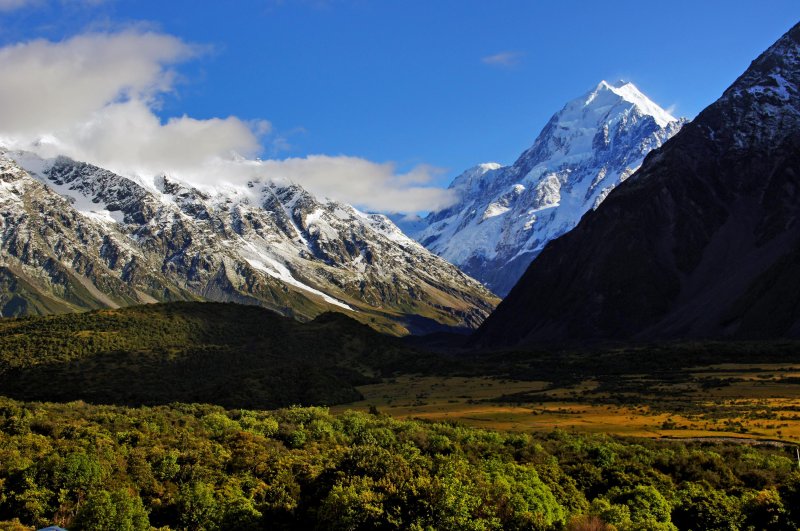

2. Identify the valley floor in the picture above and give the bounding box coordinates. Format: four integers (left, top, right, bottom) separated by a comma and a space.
334, 363, 800, 443
3, 304, 800, 529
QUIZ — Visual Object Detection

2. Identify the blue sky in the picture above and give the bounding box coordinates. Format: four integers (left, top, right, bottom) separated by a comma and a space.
0, 0, 798, 211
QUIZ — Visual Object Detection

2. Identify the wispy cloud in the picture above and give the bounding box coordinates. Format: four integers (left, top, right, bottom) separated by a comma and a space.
0, 0, 41, 11
0, 29, 455, 213
665, 103, 679, 116
481, 51, 524, 68
0, 0, 108, 11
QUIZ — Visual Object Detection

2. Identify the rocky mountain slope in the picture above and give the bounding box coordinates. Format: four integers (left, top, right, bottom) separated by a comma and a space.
413, 81, 684, 296
474, 22, 800, 346
0, 151, 498, 334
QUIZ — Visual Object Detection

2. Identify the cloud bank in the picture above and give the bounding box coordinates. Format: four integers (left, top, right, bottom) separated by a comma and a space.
0, 30, 455, 213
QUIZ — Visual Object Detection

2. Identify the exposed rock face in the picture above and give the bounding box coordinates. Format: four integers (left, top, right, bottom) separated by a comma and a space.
413, 81, 684, 296
474, 22, 800, 347
0, 152, 498, 334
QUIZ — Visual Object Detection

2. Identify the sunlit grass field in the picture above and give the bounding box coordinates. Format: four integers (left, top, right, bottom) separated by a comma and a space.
334, 364, 800, 442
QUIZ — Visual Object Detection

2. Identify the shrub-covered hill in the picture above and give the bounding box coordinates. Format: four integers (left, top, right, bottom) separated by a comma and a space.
0, 398, 799, 530
0, 302, 423, 408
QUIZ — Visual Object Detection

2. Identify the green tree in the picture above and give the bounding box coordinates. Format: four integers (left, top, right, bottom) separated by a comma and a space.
742, 489, 788, 530
318, 476, 386, 530
671, 482, 741, 531
778, 472, 800, 527
178, 481, 219, 531
608, 485, 676, 530
73, 489, 149, 531
7, 473, 54, 527
56, 452, 103, 496
589, 497, 631, 529
484, 459, 566, 530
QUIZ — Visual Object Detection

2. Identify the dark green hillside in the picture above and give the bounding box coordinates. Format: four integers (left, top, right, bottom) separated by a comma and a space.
0, 302, 418, 409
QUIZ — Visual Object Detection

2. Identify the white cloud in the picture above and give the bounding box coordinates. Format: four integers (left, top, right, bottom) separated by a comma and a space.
256, 156, 455, 213
481, 51, 523, 68
32, 100, 263, 172
0, 30, 453, 213
0, 31, 196, 136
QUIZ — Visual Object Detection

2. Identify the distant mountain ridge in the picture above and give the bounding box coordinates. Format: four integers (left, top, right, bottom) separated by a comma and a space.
474, 22, 800, 346
412, 81, 685, 296
0, 150, 498, 334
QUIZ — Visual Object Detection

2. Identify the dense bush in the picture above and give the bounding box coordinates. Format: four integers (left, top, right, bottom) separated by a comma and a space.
0, 398, 798, 530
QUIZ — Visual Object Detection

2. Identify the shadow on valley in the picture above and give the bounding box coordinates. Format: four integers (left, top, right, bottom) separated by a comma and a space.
3, 301, 800, 420
0, 302, 436, 409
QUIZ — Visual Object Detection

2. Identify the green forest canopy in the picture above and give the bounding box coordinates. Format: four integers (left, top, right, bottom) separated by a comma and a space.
0, 398, 798, 530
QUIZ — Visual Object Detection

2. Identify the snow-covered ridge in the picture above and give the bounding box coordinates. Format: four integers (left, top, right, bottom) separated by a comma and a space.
412, 81, 685, 296
0, 149, 497, 332
719, 25, 800, 149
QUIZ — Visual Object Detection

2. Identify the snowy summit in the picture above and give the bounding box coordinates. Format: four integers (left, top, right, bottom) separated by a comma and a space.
412, 81, 686, 296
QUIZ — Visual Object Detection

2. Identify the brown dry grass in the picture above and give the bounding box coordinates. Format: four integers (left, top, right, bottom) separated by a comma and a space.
332, 365, 800, 442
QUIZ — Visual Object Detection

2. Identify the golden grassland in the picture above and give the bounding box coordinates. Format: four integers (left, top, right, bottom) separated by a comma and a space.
333, 365, 800, 443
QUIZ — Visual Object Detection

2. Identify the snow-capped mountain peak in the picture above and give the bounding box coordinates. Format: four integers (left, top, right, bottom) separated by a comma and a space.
412, 81, 685, 296
590, 80, 677, 127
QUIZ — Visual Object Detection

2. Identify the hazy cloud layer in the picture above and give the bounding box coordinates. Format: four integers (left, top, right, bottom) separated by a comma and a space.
0, 30, 455, 213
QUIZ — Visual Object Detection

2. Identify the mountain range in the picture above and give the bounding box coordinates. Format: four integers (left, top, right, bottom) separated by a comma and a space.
3, 22, 799, 350
475, 21, 800, 346
0, 151, 498, 334
411, 81, 685, 296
